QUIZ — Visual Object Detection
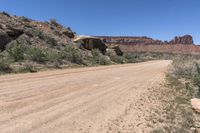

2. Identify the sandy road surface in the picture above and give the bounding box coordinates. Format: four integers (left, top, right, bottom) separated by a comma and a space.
0, 60, 171, 133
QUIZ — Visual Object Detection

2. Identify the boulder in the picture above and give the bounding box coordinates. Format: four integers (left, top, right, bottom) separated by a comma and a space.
5, 28, 24, 40
191, 98, 200, 113
62, 27, 75, 38
113, 46, 123, 56
73, 36, 107, 53
0, 27, 24, 51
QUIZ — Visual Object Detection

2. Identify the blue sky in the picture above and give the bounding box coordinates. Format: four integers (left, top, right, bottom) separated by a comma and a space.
0, 0, 200, 43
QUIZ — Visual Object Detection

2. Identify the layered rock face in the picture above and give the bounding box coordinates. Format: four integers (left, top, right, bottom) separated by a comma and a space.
169, 35, 194, 45
97, 35, 198, 55
119, 44, 200, 55
98, 36, 163, 45
98, 35, 194, 45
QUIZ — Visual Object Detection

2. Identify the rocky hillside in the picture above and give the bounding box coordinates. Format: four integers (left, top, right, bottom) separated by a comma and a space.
1, 12, 151, 74
0, 12, 75, 51
0, 12, 120, 73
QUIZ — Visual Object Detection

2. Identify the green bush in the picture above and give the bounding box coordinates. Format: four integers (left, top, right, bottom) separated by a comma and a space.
98, 56, 111, 65
6, 41, 27, 61
45, 49, 62, 62
31, 29, 58, 47
25, 47, 46, 63
169, 58, 200, 97
124, 53, 139, 63
193, 63, 200, 97
106, 49, 117, 57
91, 49, 103, 63
0, 59, 12, 73
91, 49, 111, 65
63, 45, 85, 64
50, 19, 60, 27
111, 56, 126, 64
45, 37, 58, 47
170, 59, 197, 79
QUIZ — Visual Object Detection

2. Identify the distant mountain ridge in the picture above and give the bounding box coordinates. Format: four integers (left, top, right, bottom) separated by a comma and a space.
97, 35, 194, 45
95, 35, 200, 55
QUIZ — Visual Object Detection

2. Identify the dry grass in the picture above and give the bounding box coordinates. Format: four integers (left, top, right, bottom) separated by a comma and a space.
149, 56, 200, 132
149, 75, 196, 133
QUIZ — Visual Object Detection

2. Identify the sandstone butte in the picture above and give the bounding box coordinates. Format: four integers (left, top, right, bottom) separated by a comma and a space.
97, 35, 200, 55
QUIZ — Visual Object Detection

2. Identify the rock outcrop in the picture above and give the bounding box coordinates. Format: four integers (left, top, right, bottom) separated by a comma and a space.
96, 35, 197, 55
73, 36, 107, 53
0, 12, 76, 51
191, 98, 200, 113
0, 12, 110, 54
98, 36, 163, 45
169, 35, 194, 45
97, 35, 194, 45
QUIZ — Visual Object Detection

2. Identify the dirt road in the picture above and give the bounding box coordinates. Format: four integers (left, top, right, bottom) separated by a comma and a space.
0, 60, 171, 133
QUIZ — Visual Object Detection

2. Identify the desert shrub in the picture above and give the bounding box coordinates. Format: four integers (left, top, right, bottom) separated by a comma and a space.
168, 57, 200, 97
124, 53, 139, 63
20, 16, 31, 22
45, 49, 62, 62
40, 34, 57, 47
25, 47, 46, 63
169, 59, 197, 79
6, 41, 27, 61
6, 40, 58, 63
106, 49, 117, 57
30, 29, 43, 37
45, 37, 58, 47
91, 49, 111, 65
39, 33, 58, 47
50, 19, 60, 27
111, 56, 126, 64
31, 29, 58, 47
16, 62, 36, 73
193, 63, 200, 97
63, 45, 85, 64
91, 49, 102, 64
91, 49, 99, 64
91, 49, 102, 57
106, 49, 125, 64
2, 11, 10, 17
98, 56, 111, 65
0, 59, 12, 73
